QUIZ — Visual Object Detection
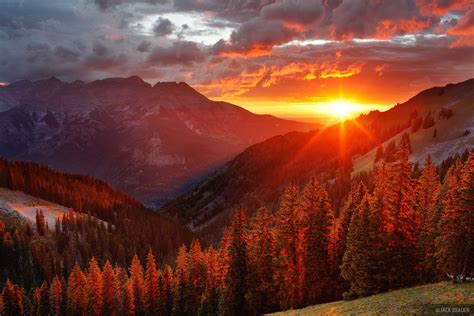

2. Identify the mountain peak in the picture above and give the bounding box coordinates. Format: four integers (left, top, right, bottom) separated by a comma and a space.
89, 75, 151, 89
153, 81, 206, 99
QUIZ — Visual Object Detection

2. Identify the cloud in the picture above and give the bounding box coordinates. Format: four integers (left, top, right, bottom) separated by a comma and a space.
94, 0, 169, 11
153, 17, 174, 37
447, 9, 474, 46
147, 41, 205, 65
137, 40, 151, 52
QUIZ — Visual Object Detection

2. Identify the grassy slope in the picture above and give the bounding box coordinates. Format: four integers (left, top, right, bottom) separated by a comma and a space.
272, 282, 474, 316
352, 97, 474, 176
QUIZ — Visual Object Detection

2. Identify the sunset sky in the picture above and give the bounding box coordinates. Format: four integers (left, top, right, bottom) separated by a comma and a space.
1, 0, 473, 122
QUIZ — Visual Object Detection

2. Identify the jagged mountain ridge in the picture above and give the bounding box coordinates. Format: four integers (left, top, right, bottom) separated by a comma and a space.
0, 76, 317, 206
161, 78, 474, 236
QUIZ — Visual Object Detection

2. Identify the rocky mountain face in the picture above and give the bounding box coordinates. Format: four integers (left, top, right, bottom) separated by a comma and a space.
162, 78, 474, 237
0, 76, 317, 206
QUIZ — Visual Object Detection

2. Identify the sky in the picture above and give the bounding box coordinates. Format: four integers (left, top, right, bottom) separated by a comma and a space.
0, 0, 473, 122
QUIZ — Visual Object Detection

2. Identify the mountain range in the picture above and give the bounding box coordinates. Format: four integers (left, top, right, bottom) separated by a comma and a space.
0, 76, 317, 206
161, 78, 474, 237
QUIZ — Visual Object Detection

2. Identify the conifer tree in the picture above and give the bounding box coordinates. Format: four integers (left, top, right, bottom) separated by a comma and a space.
67, 264, 88, 315
102, 260, 120, 315
186, 240, 207, 314
415, 155, 441, 282
36, 209, 46, 236
124, 279, 136, 316
334, 182, 367, 281
34, 281, 49, 316
2, 279, 24, 316
87, 257, 103, 315
173, 245, 188, 316
300, 178, 333, 305
273, 185, 300, 309
199, 247, 220, 316
144, 249, 160, 314
435, 156, 474, 282
219, 208, 248, 316
341, 194, 386, 297
129, 254, 145, 314
49, 276, 63, 316
161, 265, 174, 316
246, 207, 276, 314
384, 138, 418, 287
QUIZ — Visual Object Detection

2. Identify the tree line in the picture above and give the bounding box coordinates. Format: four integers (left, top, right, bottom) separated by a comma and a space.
0, 138, 472, 315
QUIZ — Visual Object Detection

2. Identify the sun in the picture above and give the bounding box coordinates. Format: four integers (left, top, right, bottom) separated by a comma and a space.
329, 99, 358, 118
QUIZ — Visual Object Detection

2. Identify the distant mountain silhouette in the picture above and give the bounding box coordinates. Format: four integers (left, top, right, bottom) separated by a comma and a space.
0, 76, 318, 206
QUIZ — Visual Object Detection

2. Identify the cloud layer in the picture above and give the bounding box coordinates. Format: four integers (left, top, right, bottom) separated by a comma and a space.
0, 0, 472, 115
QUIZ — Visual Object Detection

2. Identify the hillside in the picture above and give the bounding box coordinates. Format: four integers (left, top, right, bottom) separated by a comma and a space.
161, 79, 474, 236
0, 187, 70, 228
0, 157, 195, 262
272, 282, 474, 316
0, 76, 317, 207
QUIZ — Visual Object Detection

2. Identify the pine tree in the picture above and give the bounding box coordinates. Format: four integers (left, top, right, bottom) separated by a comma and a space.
102, 260, 120, 315
2, 279, 24, 316
67, 264, 88, 315
161, 265, 174, 316
219, 208, 248, 316
34, 281, 50, 316
199, 246, 220, 316
124, 279, 136, 316
273, 185, 300, 309
384, 138, 418, 288
144, 249, 160, 314
49, 276, 63, 316
435, 156, 474, 282
415, 155, 441, 282
173, 245, 188, 316
334, 182, 367, 283
300, 178, 333, 305
87, 257, 103, 315
36, 209, 46, 236
186, 240, 206, 314
129, 254, 145, 314
341, 194, 386, 297
246, 207, 276, 314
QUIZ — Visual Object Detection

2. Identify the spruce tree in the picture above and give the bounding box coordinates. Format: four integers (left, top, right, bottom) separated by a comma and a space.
334, 182, 367, 289
415, 155, 441, 282
87, 257, 103, 316
300, 177, 333, 305
129, 254, 145, 314
218, 208, 248, 316
273, 185, 300, 309
435, 156, 474, 282
2, 279, 23, 316
49, 277, 63, 316
34, 281, 50, 316
102, 260, 120, 315
341, 194, 386, 297
144, 250, 160, 314
384, 138, 418, 288
246, 207, 276, 314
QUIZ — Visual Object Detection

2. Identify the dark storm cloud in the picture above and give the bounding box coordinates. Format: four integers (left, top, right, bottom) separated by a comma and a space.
174, 0, 276, 22
153, 17, 174, 37
53, 45, 80, 63
147, 41, 205, 65
0, 0, 472, 105
137, 40, 151, 52
93, 0, 169, 11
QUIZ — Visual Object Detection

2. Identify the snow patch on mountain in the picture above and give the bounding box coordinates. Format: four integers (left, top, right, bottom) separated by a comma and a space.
0, 188, 71, 228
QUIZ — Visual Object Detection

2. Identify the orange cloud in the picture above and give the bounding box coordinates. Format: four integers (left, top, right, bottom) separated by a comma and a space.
417, 0, 472, 15
448, 9, 474, 46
